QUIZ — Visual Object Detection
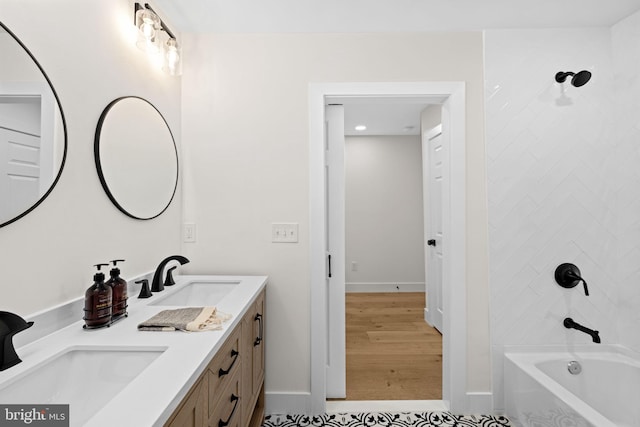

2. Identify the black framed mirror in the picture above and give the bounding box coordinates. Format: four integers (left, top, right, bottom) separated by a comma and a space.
0, 21, 67, 228
94, 96, 178, 220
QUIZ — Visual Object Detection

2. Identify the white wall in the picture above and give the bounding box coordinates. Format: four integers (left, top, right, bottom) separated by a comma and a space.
612, 10, 640, 353
180, 31, 491, 399
0, 0, 182, 316
0, 31, 45, 82
345, 135, 425, 289
484, 27, 620, 410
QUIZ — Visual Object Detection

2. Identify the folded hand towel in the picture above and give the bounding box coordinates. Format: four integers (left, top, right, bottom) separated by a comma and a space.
138, 307, 232, 332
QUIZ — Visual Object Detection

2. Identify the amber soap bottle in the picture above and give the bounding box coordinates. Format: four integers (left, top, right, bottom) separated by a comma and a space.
83, 263, 112, 329
106, 259, 128, 321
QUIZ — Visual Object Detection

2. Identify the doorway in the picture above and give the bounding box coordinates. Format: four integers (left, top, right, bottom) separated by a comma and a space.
340, 102, 441, 400
309, 81, 467, 414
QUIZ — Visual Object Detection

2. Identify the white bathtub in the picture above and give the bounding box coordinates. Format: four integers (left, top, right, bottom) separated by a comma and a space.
504, 346, 640, 427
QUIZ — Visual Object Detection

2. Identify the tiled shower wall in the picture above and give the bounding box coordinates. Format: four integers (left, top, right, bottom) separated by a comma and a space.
484, 26, 625, 409
612, 10, 640, 353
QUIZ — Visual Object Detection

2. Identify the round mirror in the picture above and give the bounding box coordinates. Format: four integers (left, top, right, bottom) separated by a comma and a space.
0, 22, 67, 228
94, 96, 178, 220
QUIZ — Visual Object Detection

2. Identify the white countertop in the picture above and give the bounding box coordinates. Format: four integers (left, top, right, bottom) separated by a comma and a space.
0, 275, 268, 427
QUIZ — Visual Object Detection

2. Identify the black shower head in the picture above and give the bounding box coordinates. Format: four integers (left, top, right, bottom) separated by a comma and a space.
555, 70, 592, 87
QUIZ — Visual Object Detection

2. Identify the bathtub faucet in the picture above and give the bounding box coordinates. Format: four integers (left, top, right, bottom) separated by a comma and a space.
563, 317, 601, 343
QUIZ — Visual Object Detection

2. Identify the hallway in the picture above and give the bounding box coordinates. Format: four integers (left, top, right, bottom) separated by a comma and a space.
345, 292, 442, 400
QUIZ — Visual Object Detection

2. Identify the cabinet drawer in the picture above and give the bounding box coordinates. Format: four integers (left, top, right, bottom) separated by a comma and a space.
208, 324, 241, 414
209, 369, 241, 427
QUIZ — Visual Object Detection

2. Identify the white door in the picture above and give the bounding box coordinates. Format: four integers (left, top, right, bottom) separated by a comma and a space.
423, 124, 443, 332
0, 127, 41, 220
325, 104, 346, 398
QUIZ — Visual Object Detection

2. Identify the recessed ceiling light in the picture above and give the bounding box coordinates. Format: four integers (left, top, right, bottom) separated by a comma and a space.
354, 125, 367, 131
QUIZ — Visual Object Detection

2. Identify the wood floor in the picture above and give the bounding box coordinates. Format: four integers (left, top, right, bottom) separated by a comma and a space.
344, 292, 442, 401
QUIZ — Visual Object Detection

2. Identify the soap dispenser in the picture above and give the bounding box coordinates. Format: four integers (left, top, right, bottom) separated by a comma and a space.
83, 263, 112, 329
105, 259, 128, 321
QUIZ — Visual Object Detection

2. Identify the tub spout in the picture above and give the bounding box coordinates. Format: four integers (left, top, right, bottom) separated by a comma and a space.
564, 317, 601, 343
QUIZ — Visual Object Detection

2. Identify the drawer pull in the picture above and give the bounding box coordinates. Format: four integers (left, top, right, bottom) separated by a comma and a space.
218, 394, 239, 427
218, 349, 239, 377
254, 313, 263, 347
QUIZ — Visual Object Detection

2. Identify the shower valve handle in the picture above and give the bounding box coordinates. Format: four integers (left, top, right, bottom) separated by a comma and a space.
567, 271, 589, 296
555, 263, 589, 296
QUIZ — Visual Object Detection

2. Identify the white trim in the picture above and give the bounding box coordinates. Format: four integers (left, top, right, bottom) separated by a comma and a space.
466, 392, 493, 415
346, 282, 425, 293
309, 81, 467, 415
424, 307, 432, 325
265, 392, 312, 415
424, 124, 443, 141
326, 400, 448, 414
441, 85, 467, 413
309, 83, 329, 415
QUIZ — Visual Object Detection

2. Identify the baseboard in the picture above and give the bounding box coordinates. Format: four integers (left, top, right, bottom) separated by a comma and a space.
265, 391, 312, 415
326, 400, 448, 413
424, 308, 432, 326
346, 282, 425, 293
466, 392, 493, 414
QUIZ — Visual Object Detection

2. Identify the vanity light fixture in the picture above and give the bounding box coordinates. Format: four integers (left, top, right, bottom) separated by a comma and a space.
134, 3, 181, 75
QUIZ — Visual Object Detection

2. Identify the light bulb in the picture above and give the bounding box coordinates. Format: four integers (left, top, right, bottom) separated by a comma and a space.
135, 8, 160, 52
164, 38, 181, 76
140, 21, 155, 39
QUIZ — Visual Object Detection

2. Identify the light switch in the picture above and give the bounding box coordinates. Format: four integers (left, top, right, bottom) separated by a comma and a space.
272, 223, 299, 243
183, 223, 196, 243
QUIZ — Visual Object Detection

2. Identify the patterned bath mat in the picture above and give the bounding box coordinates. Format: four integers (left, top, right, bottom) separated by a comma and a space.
263, 412, 512, 426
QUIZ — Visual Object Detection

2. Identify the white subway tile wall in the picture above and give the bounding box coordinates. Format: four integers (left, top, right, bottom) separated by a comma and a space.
485, 13, 640, 409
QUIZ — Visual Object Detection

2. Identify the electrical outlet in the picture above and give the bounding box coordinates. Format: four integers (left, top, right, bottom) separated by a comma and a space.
272, 223, 299, 243
351, 261, 358, 271
183, 223, 196, 243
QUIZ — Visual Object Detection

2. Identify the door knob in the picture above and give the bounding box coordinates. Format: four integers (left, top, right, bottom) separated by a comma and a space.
427, 239, 436, 246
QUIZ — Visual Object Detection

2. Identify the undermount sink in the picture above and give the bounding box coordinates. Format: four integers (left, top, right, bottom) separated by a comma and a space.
0, 346, 165, 426
149, 280, 239, 306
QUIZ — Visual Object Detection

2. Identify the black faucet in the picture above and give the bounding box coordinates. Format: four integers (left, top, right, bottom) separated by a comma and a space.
564, 317, 601, 343
151, 255, 190, 292
0, 311, 34, 371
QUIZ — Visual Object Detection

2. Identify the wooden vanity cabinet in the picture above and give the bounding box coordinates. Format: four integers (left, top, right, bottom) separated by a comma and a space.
241, 292, 265, 427
165, 377, 208, 427
164, 289, 265, 427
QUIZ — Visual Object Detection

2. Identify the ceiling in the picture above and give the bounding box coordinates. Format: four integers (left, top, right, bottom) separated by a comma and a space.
329, 96, 446, 136
343, 103, 430, 137
155, 0, 640, 34
153, 0, 640, 136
